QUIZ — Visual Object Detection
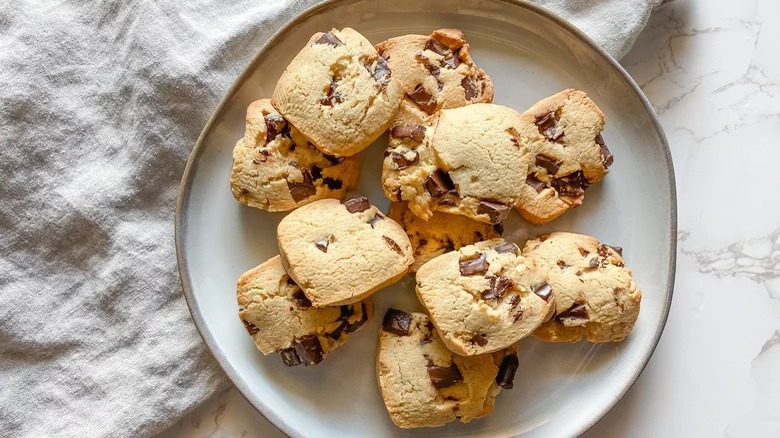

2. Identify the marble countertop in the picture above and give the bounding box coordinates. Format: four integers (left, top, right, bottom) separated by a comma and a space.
160, 0, 780, 436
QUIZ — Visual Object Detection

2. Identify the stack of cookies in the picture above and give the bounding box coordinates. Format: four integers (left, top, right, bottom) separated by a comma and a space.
230, 27, 641, 429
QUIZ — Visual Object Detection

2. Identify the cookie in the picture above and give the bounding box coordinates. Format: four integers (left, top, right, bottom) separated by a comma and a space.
230, 99, 359, 211
387, 202, 502, 272
515, 89, 613, 224
376, 309, 518, 428
416, 239, 555, 356
271, 28, 403, 157
237, 256, 373, 366
522, 232, 641, 342
277, 196, 414, 306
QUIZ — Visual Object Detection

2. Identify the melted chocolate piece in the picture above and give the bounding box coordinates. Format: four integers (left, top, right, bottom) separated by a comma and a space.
535, 154, 560, 176
425, 169, 455, 197
389, 151, 419, 170
470, 334, 488, 346
320, 81, 343, 106
427, 362, 464, 389
287, 169, 316, 202
241, 319, 259, 336
493, 240, 519, 255
596, 133, 613, 167
343, 196, 371, 213
459, 253, 489, 276
496, 354, 519, 389
292, 290, 312, 308
279, 348, 301, 367
382, 308, 412, 336
390, 124, 426, 143
416, 53, 441, 87
533, 283, 553, 302
293, 335, 324, 366
314, 238, 329, 253
264, 114, 288, 142
383, 236, 404, 255
407, 84, 437, 114
461, 76, 478, 100
551, 171, 589, 197
369, 214, 383, 228
482, 275, 515, 300
477, 200, 510, 224
557, 301, 589, 322
493, 222, 505, 236
323, 177, 342, 190
534, 109, 564, 143
424, 37, 448, 55
314, 31, 343, 47
526, 174, 547, 193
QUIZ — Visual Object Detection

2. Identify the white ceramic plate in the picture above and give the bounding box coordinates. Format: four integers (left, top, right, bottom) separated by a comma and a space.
176, 1, 676, 436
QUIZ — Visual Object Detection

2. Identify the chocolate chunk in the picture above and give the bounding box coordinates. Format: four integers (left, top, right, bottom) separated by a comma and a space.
383, 236, 404, 255
310, 165, 323, 181
425, 169, 455, 197
533, 283, 553, 302
424, 37, 448, 55
323, 177, 342, 190
513, 309, 524, 322
253, 149, 270, 165
587, 258, 600, 269
369, 214, 383, 228
416, 54, 441, 87
477, 200, 510, 224
438, 195, 458, 206
459, 253, 489, 276
338, 305, 353, 321
326, 321, 348, 340
389, 151, 419, 170
442, 50, 461, 69
482, 275, 515, 300
493, 241, 519, 255
557, 301, 589, 322
493, 222, 505, 235
535, 154, 560, 176
496, 354, 519, 389
534, 109, 564, 143
461, 76, 478, 100
314, 238, 329, 253
288, 169, 316, 202
427, 362, 464, 389
279, 348, 301, 367
557, 260, 568, 269
578, 247, 590, 257
382, 308, 412, 336
551, 171, 589, 197
390, 124, 426, 143
264, 114, 288, 142
345, 302, 369, 333
596, 133, 613, 167
508, 295, 520, 309
314, 31, 343, 47
420, 320, 435, 345
407, 84, 437, 114
599, 244, 623, 256
323, 154, 344, 165
241, 319, 259, 336
526, 174, 547, 193
470, 334, 488, 346
320, 81, 343, 106
285, 276, 297, 285
372, 56, 392, 88
343, 196, 371, 213
293, 335, 324, 366
292, 290, 312, 308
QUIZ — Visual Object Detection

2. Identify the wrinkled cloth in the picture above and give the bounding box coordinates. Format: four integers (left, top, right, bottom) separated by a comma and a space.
0, 0, 659, 437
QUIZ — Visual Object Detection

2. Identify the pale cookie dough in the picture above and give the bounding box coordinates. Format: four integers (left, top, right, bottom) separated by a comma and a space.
376, 309, 519, 428
271, 28, 403, 157
522, 232, 641, 342
237, 255, 373, 366
277, 197, 414, 306
230, 99, 359, 211
416, 239, 555, 356
387, 202, 502, 272
516, 89, 613, 224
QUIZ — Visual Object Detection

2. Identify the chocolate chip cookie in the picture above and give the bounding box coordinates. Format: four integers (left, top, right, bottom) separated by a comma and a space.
522, 232, 641, 342
516, 89, 613, 224
376, 309, 518, 428
277, 196, 414, 307
271, 28, 403, 157
237, 255, 373, 366
387, 202, 502, 272
230, 99, 359, 211
416, 239, 555, 356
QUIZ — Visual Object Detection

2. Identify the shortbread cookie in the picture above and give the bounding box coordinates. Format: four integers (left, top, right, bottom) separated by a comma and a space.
387, 202, 502, 272
416, 239, 555, 356
377, 309, 518, 428
271, 28, 403, 156
237, 256, 373, 366
277, 197, 414, 306
230, 100, 359, 211
516, 89, 613, 224
522, 232, 641, 342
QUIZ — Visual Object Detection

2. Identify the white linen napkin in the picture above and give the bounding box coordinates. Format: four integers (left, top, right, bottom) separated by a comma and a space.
0, 0, 659, 436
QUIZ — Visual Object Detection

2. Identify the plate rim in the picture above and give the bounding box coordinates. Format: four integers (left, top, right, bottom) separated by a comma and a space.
175, 1, 677, 436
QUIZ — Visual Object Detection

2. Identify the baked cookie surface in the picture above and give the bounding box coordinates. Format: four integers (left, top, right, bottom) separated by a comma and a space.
277, 197, 414, 307
230, 99, 359, 211
271, 28, 403, 156
376, 309, 518, 428
522, 232, 641, 342
237, 255, 372, 366
416, 239, 555, 356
